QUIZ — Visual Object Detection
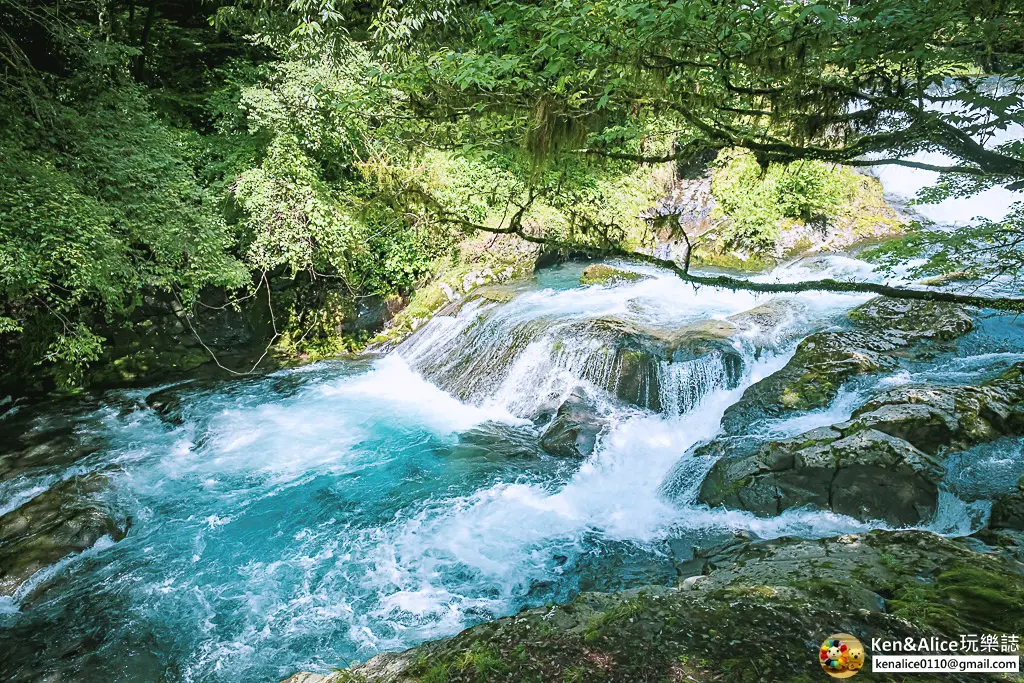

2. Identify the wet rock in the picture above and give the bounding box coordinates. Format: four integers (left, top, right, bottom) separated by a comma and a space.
722, 330, 899, 430
727, 297, 807, 336
144, 383, 193, 425
703, 366, 1024, 526
0, 406, 103, 483
539, 389, 607, 458
847, 296, 974, 342
990, 477, 1024, 531
570, 318, 666, 411
571, 317, 747, 412
453, 423, 546, 461
849, 366, 1024, 452
0, 473, 128, 598
699, 426, 942, 525
579, 264, 647, 286
666, 320, 744, 389
722, 297, 975, 431
302, 530, 1024, 683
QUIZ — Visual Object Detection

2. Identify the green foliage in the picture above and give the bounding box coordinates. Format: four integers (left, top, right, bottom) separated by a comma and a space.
709, 149, 853, 250
868, 202, 1024, 288
0, 66, 246, 385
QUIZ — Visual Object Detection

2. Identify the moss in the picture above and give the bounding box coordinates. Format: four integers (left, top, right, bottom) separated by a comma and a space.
579, 264, 646, 285
456, 644, 507, 680
889, 562, 1024, 634
583, 593, 653, 643
690, 247, 776, 273
372, 233, 538, 346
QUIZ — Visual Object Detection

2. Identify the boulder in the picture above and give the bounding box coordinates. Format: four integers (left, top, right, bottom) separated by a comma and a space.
0, 473, 128, 598
145, 382, 199, 425
727, 297, 808, 341
569, 318, 666, 411
699, 426, 942, 526
849, 365, 1024, 452
570, 317, 746, 412
846, 296, 974, 342
453, 423, 547, 461
539, 389, 607, 458
667, 320, 744, 388
721, 297, 975, 431
0, 406, 103, 483
579, 264, 647, 286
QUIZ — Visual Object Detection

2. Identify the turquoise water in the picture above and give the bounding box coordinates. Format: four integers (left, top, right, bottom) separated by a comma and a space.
1, 256, 1022, 682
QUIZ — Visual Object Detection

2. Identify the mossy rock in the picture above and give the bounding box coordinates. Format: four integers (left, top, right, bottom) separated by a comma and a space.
722, 298, 976, 432
579, 264, 647, 286
303, 530, 1024, 683
0, 472, 129, 598
703, 366, 1024, 525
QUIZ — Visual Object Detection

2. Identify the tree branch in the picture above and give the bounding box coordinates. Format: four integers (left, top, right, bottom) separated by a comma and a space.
438, 217, 1024, 313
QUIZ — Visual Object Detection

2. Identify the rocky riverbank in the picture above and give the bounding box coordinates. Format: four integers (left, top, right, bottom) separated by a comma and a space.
287, 526, 1024, 682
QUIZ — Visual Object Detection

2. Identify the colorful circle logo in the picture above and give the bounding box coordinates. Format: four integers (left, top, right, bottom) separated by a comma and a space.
819, 633, 865, 678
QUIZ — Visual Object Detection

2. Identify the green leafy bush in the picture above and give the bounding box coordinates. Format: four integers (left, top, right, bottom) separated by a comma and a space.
710, 149, 853, 249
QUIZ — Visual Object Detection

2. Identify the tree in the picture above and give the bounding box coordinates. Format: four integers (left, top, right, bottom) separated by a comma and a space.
370, 0, 1024, 307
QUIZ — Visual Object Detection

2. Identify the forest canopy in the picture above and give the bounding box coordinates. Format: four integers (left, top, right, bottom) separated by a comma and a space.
1, 0, 1022, 388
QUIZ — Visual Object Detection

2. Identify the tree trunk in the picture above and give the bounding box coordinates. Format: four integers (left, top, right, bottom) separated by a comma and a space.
133, 0, 157, 79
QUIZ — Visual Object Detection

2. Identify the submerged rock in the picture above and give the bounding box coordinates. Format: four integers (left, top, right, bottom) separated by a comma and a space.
727, 297, 808, 342
722, 297, 975, 431
568, 318, 666, 411
295, 530, 1024, 683
0, 473, 128, 598
579, 264, 647, 286
539, 389, 607, 459
452, 423, 547, 461
0, 406, 104, 483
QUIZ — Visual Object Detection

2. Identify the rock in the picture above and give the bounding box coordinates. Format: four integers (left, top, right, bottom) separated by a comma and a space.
570, 317, 747, 412
301, 530, 1024, 683
703, 367, 1024, 526
849, 366, 1024, 452
727, 297, 807, 334
569, 318, 666, 411
0, 473, 128, 598
700, 426, 943, 525
539, 389, 607, 458
473, 286, 517, 303
0, 405, 104, 483
990, 477, 1024, 531
666, 320, 744, 390
579, 264, 647, 286
847, 296, 974, 342
144, 382, 204, 425
722, 330, 898, 430
722, 297, 975, 431
281, 674, 330, 683
453, 423, 547, 461
354, 293, 407, 332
